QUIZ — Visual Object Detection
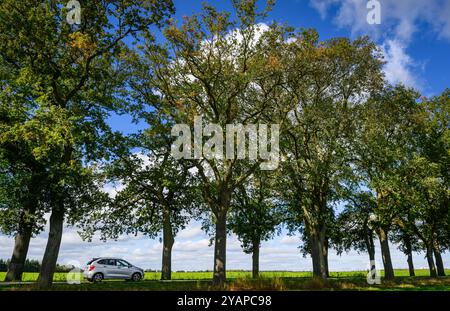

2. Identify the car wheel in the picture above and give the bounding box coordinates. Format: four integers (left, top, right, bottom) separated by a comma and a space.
93, 273, 104, 282
131, 273, 142, 282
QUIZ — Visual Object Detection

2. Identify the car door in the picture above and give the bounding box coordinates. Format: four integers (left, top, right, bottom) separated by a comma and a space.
116, 259, 132, 278
105, 259, 120, 278
95, 259, 114, 279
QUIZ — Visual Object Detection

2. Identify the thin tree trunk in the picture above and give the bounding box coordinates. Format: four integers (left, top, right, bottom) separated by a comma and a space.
377, 227, 395, 280
5, 175, 39, 282
323, 237, 329, 277
365, 232, 377, 281
212, 209, 227, 286
404, 236, 415, 277
309, 226, 327, 279
426, 246, 437, 278
407, 253, 415, 277
367, 234, 376, 263
161, 208, 174, 280
4, 226, 33, 282
4, 202, 36, 282
432, 241, 445, 277
306, 192, 328, 279
37, 207, 64, 288
252, 238, 260, 279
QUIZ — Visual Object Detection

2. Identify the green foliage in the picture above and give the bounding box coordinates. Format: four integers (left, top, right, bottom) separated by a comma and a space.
0, 1, 174, 285
148, 1, 290, 214
333, 192, 378, 255
228, 171, 283, 253
340, 85, 450, 262
278, 29, 384, 262
0, 0, 448, 284
79, 134, 201, 241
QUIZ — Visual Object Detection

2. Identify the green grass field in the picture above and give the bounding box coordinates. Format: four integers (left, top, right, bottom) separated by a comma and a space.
1, 268, 448, 282
1, 269, 450, 291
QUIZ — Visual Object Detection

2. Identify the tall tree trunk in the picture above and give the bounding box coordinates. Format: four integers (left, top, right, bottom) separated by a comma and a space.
5, 174, 40, 282
37, 206, 64, 289
212, 209, 227, 286
309, 225, 327, 279
365, 232, 377, 281
323, 237, 329, 278
5, 226, 33, 282
426, 245, 437, 278
367, 233, 376, 263
407, 253, 415, 277
252, 238, 260, 279
404, 236, 415, 277
4, 203, 35, 282
432, 241, 446, 277
161, 208, 174, 280
377, 227, 395, 280
306, 192, 328, 279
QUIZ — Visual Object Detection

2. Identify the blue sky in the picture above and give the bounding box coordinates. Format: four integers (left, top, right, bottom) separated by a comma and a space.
1, 0, 449, 271
169, 0, 450, 96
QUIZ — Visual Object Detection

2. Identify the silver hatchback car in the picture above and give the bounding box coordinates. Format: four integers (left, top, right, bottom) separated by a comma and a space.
84, 257, 145, 282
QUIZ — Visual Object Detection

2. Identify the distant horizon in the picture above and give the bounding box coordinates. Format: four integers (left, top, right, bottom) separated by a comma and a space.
1, 220, 448, 272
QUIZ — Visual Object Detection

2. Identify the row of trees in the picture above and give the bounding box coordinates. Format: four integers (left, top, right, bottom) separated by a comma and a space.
0, 0, 175, 288
1, 0, 449, 287
0, 259, 73, 273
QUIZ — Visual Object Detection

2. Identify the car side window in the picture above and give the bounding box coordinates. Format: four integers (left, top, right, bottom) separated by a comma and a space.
117, 260, 128, 267
86, 258, 97, 265
107, 259, 116, 266
97, 259, 107, 265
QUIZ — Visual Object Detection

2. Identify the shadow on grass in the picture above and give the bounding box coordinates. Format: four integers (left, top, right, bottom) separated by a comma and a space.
2, 275, 450, 291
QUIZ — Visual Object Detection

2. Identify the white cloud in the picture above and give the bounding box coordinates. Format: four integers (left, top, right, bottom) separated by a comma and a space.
131, 248, 146, 258
177, 225, 203, 239
61, 231, 86, 246
134, 152, 152, 168
310, 0, 450, 43
381, 39, 422, 88
308, 0, 438, 90
173, 239, 210, 252
309, 0, 338, 19
103, 182, 124, 199
436, 1, 450, 40
280, 235, 300, 245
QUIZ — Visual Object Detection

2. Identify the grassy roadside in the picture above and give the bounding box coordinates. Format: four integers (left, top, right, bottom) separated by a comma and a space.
1, 270, 450, 291
1, 269, 449, 282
